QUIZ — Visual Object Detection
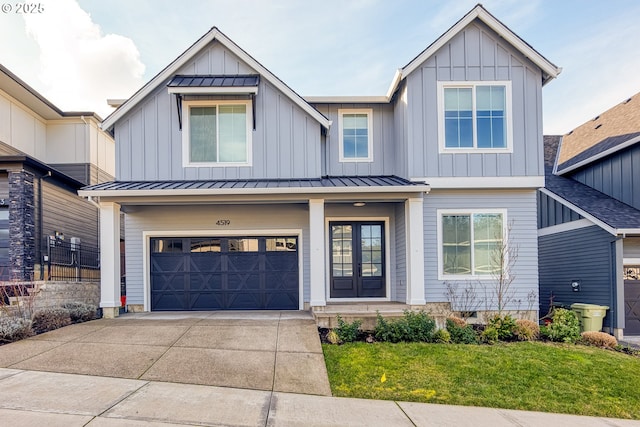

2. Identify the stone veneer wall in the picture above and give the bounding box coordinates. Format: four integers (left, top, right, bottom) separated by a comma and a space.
31, 281, 100, 310
9, 171, 35, 281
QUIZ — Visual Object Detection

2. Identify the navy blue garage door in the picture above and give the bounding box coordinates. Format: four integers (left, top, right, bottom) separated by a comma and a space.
150, 236, 298, 310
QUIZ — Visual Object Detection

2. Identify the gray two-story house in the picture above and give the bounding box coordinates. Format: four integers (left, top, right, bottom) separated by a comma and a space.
539, 94, 640, 339
81, 5, 560, 320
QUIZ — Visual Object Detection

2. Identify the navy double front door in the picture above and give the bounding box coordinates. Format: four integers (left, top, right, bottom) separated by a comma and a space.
150, 236, 298, 310
329, 221, 386, 298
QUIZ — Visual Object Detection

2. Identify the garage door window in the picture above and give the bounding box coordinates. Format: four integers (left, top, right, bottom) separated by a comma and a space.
191, 239, 221, 252
266, 237, 297, 251
228, 238, 258, 252
152, 239, 183, 253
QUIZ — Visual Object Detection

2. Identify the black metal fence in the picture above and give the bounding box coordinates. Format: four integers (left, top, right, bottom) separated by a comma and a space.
45, 238, 100, 282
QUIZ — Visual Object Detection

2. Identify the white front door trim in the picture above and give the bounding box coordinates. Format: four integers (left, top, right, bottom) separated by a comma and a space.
325, 216, 391, 303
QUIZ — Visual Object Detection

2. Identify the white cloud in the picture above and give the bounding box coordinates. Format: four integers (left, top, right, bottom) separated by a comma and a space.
21, 0, 144, 118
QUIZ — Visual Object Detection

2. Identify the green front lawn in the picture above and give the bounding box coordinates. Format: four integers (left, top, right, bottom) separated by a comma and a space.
323, 342, 640, 419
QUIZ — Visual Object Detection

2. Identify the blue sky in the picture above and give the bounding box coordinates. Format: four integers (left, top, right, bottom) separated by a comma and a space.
1, 0, 639, 134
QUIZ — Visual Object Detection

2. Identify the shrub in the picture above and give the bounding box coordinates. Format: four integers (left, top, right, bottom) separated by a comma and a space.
374, 310, 436, 343
0, 316, 33, 343
335, 315, 362, 343
540, 308, 580, 343
581, 331, 618, 348
481, 325, 499, 344
446, 317, 478, 344
514, 319, 540, 341
326, 329, 340, 345
433, 328, 451, 344
486, 314, 518, 341
60, 302, 98, 323
31, 308, 71, 334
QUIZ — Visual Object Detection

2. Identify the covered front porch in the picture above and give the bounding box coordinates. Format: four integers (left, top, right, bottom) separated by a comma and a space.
78, 176, 429, 319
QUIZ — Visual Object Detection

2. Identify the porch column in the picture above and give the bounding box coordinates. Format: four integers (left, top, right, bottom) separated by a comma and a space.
100, 201, 121, 318
309, 199, 326, 307
406, 196, 426, 305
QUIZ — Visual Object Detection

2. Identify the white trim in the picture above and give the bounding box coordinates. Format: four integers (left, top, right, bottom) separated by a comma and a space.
386, 69, 403, 100
436, 208, 508, 281
399, 5, 561, 87
413, 176, 544, 189
537, 218, 595, 237
538, 188, 617, 236
338, 109, 374, 163
406, 197, 426, 305
556, 135, 640, 176
142, 228, 304, 312
325, 217, 391, 303
181, 99, 252, 167
305, 96, 389, 104
309, 199, 326, 307
168, 86, 258, 95
102, 28, 330, 131
623, 258, 640, 265
99, 202, 121, 309
79, 183, 431, 198
437, 81, 513, 154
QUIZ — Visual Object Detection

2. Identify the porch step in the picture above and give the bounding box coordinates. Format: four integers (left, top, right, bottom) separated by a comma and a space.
313, 303, 421, 330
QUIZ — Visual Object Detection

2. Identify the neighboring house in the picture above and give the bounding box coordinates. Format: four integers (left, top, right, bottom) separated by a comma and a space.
539, 95, 640, 339
0, 64, 115, 281
80, 5, 560, 320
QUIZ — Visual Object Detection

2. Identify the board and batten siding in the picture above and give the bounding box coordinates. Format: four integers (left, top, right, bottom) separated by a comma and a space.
313, 104, 396, 176
538, 225, 616, 328
423, 189, 539, 311
537, 190, 582, 228
115, 41, 322, 181
569, 144, 640, 211
405, 20, 544, 179
124, 204, 310, 306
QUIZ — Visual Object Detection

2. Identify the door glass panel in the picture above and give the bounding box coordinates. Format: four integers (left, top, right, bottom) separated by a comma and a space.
190, 239, 221, 252
360, 224, 382, 277
152, 239, 183, 253
228, 238, 258, 252
266, 237, 297, 251
332, 225, 353, 277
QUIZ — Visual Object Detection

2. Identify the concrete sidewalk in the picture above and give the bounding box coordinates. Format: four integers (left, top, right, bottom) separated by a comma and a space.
0, 368, 639, 427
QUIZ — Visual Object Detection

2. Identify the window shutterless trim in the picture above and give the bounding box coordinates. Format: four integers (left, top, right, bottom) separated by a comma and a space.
437, 81, 513, 154
436, 208, 508, 280
181, 99, 253, 167
338, 108, 373, 163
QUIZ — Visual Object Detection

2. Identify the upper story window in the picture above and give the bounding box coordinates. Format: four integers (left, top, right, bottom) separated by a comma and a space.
438, 82, 512, 153
437, 209, 506, 279
338, 109, 373, 162
182, 100, 252, 167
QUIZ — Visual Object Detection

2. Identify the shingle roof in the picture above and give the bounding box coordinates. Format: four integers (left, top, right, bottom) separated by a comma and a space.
557, 92, 640, 170
167, 75, 260, 88
81, 175, 425, 192
544, 136, 640, 232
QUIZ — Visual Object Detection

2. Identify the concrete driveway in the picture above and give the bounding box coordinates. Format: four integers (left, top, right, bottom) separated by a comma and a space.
0, 310, 331, 396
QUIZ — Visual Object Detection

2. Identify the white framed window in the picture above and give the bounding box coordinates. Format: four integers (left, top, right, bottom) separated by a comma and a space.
338, 109, 373, 162
436, 209, 507, 280
437, 81, 512, 153
182, 99, 252, 167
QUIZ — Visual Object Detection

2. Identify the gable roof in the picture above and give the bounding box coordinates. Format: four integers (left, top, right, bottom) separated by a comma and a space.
386, 4, 561, 98
102, 28, 330, 131
556, 92, 640, 174
542, 136, 640, 235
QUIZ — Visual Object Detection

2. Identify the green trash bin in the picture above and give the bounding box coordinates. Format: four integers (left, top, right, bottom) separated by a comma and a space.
570, 303, 609, 332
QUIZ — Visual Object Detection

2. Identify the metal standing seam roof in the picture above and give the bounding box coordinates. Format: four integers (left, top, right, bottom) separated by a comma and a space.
80, 175, 426, 192
167, 74, 260, 88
